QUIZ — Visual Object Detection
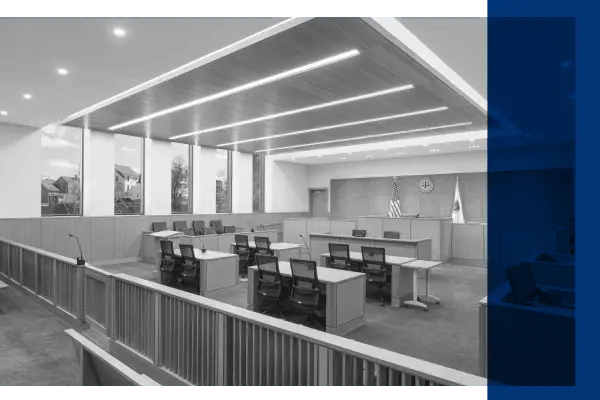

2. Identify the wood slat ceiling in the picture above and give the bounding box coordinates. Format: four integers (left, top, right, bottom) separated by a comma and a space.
67, 18, 486, 154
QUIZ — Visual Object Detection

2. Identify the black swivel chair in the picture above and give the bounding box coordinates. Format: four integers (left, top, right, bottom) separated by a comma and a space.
202, 227, 216, 235
152, 222, 167, 232
159, 240, 182, 286
179, 244, 200, 294
361, 246, 389, 306
210, 220, 224, 234
352, 229, 367, 238
289, 258, 324, 330
192, 221, 205, 236
383, 231, 401, 239
328, 243, 352, 270
223, 225, 236, 234
235, 234, 253, 278
173, 221, 194, 235
254, 236, 274, 256
255, 254, 285, 317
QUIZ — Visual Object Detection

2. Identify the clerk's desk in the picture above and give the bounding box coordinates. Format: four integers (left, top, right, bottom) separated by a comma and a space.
247, 261, 366, 336
154, 248, 239, 296
309, 233, 431, 261
141, 229, 278, 265
230, 241, 302, 262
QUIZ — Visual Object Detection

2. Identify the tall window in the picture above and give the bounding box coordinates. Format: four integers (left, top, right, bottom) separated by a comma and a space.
114, 134, 143, 215
253, 153, 265, 212
41, 126, 82, 216
171, 143, 191, 213
216, 149, 231, 213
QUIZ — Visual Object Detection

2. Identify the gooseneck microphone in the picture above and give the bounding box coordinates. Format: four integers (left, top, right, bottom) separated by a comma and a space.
197, 236, 207, 253
259, 224, 271, 244
69, 233, 85, 265
299, 234, 311, 260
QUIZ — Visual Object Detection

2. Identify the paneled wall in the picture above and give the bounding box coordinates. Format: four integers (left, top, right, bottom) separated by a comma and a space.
330, 173, 487, 221
265, 157, 309, 213
0, 212, 307, 262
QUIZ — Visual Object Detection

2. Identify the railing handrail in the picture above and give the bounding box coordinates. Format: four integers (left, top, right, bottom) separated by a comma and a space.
0, 237, 80, 266
114, 273, 486, 386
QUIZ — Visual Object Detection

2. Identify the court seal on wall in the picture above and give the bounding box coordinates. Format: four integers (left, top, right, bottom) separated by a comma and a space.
418, 177, 434, 193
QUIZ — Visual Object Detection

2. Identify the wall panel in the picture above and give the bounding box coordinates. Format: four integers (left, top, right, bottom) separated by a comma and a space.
90, 217, 115, 261
41, 217, 91, 260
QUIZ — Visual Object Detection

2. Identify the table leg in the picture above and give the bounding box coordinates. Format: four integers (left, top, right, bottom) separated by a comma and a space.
418, 269, 440, 305
403, 269, 428, 310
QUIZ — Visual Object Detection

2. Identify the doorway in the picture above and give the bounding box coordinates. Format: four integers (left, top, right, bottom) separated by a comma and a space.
309, 189, 328, 218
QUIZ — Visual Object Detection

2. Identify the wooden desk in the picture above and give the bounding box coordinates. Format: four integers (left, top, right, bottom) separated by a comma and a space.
230, 241, 302, 262
141, 231, 183, 265
155, 249, 239, 296
309, 233, 431, 262
401, 260, 443, 311
247, 261, 366, 336
320, 251, 416, 308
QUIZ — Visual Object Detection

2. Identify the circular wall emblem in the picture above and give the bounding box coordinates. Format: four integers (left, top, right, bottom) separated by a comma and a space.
419, 177, 434, 193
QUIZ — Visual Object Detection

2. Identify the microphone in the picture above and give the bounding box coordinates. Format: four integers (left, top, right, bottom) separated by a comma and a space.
197, 236, 207, 253
299, 234, 311, 260
69, 233, 85, 265
247, 220, 254, 233
258, 224, 271, 244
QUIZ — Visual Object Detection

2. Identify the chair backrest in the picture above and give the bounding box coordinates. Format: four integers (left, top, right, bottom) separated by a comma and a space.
361, 246, 387, 273
255, 236, 271, 254
152, 222, 167, 232
173, 221, 188, 232
352, 229, 367, 238
329, 243, 351, 270
192, 221, 205, 235
255, 254, 281, 283
202, 227, 216, 235
160, 240, 175, 259
235, 234, 249, 247
506, 263, 537, 304
223, 225, 235, 234
210, 220, 223, 229
290, 258, 319, 289
178, 244, 196, 261
383, 230, 401, 239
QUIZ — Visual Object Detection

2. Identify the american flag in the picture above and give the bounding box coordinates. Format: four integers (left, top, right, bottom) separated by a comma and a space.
389, 177, 402, 217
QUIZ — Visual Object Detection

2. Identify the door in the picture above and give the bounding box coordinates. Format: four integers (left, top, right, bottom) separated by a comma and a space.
310, 189, 328, 218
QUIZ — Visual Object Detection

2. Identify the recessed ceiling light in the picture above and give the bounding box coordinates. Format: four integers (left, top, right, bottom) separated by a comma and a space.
23, 94, 32, 100
169, 85, 414, 140
110, 49, 360, 131
257, 122, 472, 153
57, 68, 69, 76
218, 106, 448, 147
0, 110, 7, 116
113, 27, 127, 37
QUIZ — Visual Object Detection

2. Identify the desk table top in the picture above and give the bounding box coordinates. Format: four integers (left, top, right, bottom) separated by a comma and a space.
174, 248, 237, 260
233, 241, 302, 251
402, 260, 443, 270
321, 252, 416, 266
249, 261, 364, 284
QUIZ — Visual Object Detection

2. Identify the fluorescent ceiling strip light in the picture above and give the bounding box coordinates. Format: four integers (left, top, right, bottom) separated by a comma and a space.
217, 106, 448, 147
270, 130, 487, 160
109, 49, 360, 131
257, 121, 473, 153
169, 85, 414, 140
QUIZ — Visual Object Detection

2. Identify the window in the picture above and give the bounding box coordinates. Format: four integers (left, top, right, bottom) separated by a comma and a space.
114, 134, 143, 215
252, 153, 265, 212
216, 149, 231, 213
171, 143, 191, 213
41, 126, 82, 215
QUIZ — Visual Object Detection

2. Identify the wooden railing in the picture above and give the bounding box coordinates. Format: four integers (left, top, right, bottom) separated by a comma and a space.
0, 237, 486, 386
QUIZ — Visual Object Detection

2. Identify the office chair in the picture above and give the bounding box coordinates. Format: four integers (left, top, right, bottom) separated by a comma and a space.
352, 229, 367, 238
192, 220, 205, 236
383, 231, 401, 239
152, 222, 167, 232
223, 225, 236, 234
179, 244, 200, 294
506, 263, 573, 308
202, 227, 216, 235
254, 236, 273, 256
361, 246, 389, 306
173, 221, 194, 235
328, 243, 352, 270
235, 234, 253, 278
255, 254, 285, 317
159, 240, 182, 286
210, 220, 224, 234
289, 258, 324, 330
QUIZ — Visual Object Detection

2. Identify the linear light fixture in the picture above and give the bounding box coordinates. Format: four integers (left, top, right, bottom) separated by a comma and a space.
257, 122, 473, 153
270, 130, 487, 160
169, 85, 414, 140
217, 106, 448, 147
109, 49, 360, 131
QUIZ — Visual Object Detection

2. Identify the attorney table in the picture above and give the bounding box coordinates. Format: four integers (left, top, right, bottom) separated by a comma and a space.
230, 241, 302, 262
155, 248, 239, 296
401, 260, 443, 311
247, 261, 366, 336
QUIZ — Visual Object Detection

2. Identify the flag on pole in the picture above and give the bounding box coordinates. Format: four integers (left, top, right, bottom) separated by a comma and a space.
389, 177, 402, 217
452, 176, 465, 224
